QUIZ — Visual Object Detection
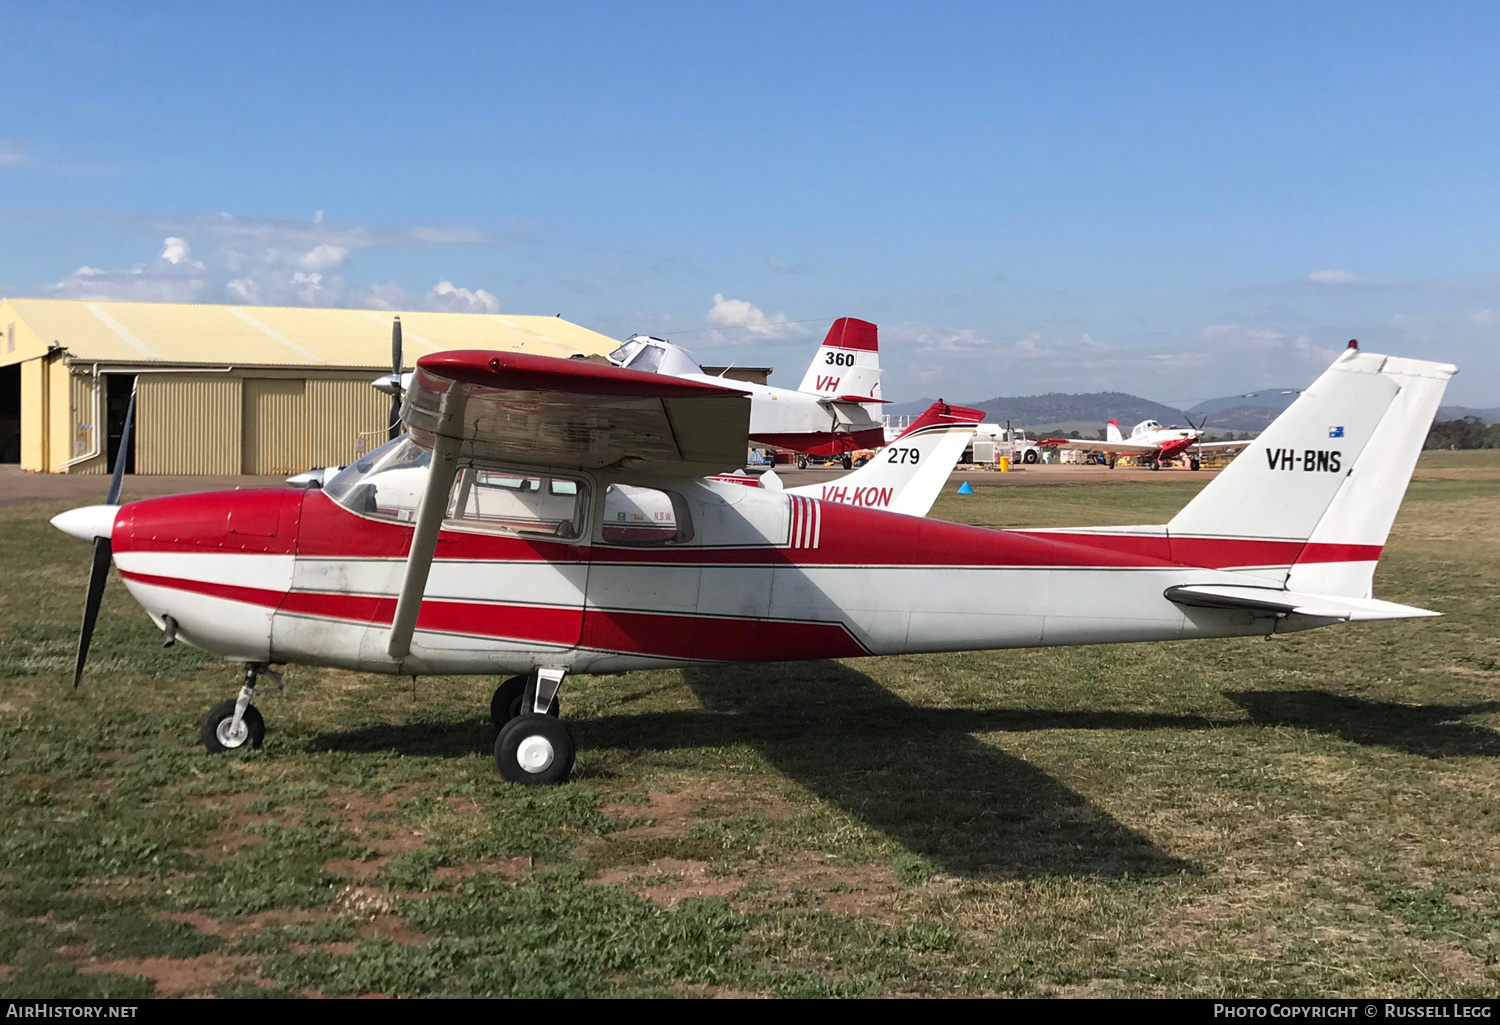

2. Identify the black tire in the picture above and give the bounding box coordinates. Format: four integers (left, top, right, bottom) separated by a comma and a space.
490, 675, 559, 731
494, 713, 575, 785
796, 455, 808, 470
841, 454, 852, 470
1023, 449, 1039, 464
200, 699, 265, 754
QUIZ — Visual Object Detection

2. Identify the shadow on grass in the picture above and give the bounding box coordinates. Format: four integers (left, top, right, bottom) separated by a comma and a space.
594, 661, 1203, 880
311, 660, 1204, 880
1227, 690, 1500, 759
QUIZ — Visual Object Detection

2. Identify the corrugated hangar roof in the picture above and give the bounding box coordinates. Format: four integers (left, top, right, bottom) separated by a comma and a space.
0, 298, 621, 368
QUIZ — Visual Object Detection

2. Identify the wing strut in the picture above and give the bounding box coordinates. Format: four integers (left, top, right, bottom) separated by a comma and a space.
387, 388, 467, 661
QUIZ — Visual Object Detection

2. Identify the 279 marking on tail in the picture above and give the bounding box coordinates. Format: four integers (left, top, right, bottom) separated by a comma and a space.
1265, 448, 1343, 472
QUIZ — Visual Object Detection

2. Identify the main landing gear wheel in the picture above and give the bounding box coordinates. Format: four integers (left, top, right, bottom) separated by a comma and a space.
494, 713, 575, 785
200, 700, 265, 753
490, 675, 559, 731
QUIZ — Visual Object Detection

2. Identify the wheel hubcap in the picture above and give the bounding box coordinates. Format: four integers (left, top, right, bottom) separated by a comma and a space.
216, 717, 248, 748
516, 735, 555, 773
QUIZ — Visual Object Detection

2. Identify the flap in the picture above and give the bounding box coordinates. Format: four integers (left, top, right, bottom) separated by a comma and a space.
404, 350, 751, 475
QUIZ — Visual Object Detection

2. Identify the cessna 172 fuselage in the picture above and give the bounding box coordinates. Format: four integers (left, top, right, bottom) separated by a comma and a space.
52, 342, 1454, 785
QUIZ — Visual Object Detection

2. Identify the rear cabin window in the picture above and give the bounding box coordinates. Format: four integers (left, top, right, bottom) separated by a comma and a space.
446, 468, 588, 539
601, 484, 693, 545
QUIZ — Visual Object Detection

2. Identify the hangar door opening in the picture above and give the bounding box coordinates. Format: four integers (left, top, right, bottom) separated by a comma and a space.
0, 364, 18, 463
105, 374, 136, 474
243, 378, 309, 475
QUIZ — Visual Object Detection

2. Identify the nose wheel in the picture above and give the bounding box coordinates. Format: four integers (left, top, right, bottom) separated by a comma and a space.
201, 663, 279, 754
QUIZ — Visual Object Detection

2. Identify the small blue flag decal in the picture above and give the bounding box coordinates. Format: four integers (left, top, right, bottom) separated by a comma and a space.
957, 481, 975, 494
1329, 426, 1344, 438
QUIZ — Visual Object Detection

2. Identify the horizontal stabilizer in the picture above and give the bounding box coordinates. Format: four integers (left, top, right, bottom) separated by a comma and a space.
1164, 583, 1439, 622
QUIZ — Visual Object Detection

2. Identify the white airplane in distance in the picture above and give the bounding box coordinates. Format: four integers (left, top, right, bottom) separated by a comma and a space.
605, 318, 888, 464
1040, 416, 1250, 470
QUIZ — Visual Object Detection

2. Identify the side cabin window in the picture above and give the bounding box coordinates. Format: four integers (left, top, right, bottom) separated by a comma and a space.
600, 484, 693, 546
446, 467, 589, 540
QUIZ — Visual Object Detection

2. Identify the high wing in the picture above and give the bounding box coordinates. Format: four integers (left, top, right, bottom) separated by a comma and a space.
1037, 437, 1162, 453
404, 350, 751, 477
388, 350, 750, 661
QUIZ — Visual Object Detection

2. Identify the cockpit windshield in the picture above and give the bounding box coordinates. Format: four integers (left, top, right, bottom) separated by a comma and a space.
323, 435, 431, 522
606, 338, 646, 367
606, 336, 667, 375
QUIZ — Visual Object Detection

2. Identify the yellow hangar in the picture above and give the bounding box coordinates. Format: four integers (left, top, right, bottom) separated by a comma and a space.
0, 299, 622, 475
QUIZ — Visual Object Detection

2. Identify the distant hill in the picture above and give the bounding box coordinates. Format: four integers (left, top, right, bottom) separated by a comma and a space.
1437, 405, 1500, 425
885, 390, 1500, 434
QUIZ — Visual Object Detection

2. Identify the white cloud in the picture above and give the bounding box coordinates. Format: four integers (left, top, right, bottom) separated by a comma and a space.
427, 280, 500, 313
0, 143, 25, 168
701, 293, 808, 344
299, 243, 349, 272
160, 237, 195, 266
45, 214, 495, 311
1308, 269, 1361, 285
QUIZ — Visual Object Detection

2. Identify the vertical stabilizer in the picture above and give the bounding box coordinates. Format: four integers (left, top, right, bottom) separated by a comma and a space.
787, 401, 982, 517
798, 317, 882, 400
1106, 420, 1123, 444
1167, 347, 1455, 591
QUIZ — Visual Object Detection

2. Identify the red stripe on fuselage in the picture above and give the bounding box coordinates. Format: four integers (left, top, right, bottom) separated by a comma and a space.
120, 568, 860, 660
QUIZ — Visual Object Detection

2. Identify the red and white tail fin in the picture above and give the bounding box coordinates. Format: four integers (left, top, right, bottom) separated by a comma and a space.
1168, 346, 1456, 596
798, 317, 882, 401
1106, 419, 1123, 444
783, 401, 983, 517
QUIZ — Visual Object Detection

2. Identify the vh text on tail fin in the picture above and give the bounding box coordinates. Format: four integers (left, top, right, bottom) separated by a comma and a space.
798, 317, 882, 400
1167, 344, 1456, 596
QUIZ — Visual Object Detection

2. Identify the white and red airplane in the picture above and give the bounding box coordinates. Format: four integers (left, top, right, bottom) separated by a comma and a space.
605, 317, 887, 460
1040, 417, 1248, 469
51, 341, 1453, 785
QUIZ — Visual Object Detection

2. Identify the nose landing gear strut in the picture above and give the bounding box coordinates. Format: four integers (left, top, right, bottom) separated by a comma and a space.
200, 663, 281, 754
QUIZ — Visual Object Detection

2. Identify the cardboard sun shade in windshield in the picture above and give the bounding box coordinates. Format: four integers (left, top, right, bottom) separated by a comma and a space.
403, 350, 752, 477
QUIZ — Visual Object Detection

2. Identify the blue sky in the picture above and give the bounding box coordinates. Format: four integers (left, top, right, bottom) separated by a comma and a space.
3, 1, 1498, 405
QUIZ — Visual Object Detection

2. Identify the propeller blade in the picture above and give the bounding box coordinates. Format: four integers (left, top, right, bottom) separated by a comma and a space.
105, 377, 137, 506
390, 316, 404, 441
73, 537, 112, 688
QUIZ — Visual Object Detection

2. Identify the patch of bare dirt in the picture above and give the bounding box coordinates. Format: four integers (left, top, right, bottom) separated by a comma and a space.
79, 953, 272, 996
321, 785, 426, 881
760, 852, 904, 918
595, 851, 904, 916
153, 908, 336, 940
595, 859, 746, 905
598, 788, 725, 839
358, 915, 429, 946
434, 856, 532, 882
670, 981, 770, 998
0, 965, 13, 983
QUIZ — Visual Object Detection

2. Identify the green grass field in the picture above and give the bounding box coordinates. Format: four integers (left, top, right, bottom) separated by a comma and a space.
2, 453, 1497, 997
